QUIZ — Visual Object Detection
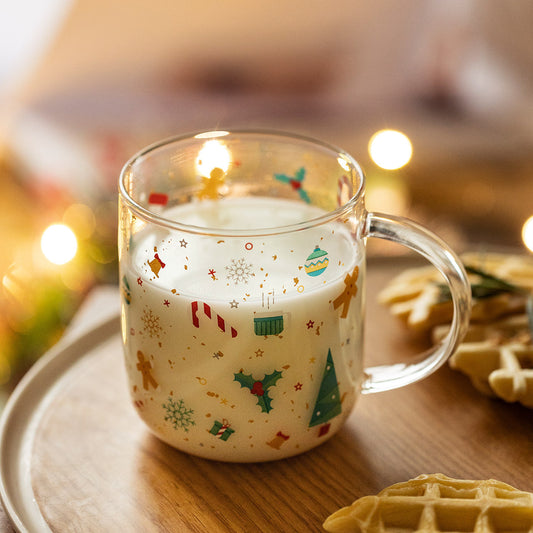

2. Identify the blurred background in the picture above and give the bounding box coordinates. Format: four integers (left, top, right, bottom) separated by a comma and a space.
0, 0, 532, 401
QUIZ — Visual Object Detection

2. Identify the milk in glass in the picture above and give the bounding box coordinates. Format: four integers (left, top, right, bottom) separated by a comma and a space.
120, 197, 364, 461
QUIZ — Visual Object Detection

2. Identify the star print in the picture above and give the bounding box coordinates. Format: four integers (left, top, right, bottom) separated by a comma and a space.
309, 357, 316, 364
137, 277, 143, 286
229, 299, 239, 308
163, 300, 170, 307
294, 382, 303, 391
208, 268, 217, 280
180, 239, 188, 247
255, 349, 264, 358
306, 320, 314, 329
220, 398, 229, 405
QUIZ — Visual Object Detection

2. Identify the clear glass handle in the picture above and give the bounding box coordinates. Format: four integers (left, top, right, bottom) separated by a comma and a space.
361, 212, 471, 394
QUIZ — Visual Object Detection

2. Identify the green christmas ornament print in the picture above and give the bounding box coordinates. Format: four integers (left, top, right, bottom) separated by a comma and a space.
304, 245, 329, 277
234, 369, 283, 413
309, 349, 342, 427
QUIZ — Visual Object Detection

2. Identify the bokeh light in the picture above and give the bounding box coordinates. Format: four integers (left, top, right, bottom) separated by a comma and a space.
41, 224, 78, 265
368, 129, 413, 170
522, 216, 533, 252
196, 140, 231, 177
63, 203, 96, 240
366, 173, 410, 216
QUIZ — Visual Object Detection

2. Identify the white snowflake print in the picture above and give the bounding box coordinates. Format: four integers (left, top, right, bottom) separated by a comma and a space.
163, 397, 195, 431
141, 307, 162, 338
225, 257, 254, 285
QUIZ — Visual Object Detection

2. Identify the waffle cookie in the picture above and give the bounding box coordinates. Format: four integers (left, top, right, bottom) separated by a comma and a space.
378, 253, 533, 332
433, 314, 533, 407
323, 473, 533, 533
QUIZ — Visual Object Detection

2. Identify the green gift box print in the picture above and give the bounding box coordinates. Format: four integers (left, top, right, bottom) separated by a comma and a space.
209, 420, 235, 441
253, 313, 284, 336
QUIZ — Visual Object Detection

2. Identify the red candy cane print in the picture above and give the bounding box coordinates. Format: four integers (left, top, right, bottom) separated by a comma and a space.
216, 419, 230, 437
336, 175, 352, 207
191, 301, 238, 338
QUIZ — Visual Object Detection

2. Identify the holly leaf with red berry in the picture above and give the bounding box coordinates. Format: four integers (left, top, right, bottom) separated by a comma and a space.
273, 167, 310, 204
234, 369, 283, 413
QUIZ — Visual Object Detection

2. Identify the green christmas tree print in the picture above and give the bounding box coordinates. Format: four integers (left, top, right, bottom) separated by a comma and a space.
309, 349, 342, 427
234, 369, 283, 413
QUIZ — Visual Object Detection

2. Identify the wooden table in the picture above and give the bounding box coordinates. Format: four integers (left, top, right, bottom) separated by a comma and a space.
1, 258, 532, 532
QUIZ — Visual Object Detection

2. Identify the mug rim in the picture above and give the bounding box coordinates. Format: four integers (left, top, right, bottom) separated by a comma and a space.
118, 129, 365, 237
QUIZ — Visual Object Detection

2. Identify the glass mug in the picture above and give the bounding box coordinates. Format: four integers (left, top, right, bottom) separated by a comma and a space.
118, 130, 470, 462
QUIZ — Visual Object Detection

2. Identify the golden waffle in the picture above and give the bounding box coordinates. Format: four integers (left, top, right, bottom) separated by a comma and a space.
433, 314, 533, 407
490, 345, 533, 408
378, 253, 533, 332
323, 473, 533, 533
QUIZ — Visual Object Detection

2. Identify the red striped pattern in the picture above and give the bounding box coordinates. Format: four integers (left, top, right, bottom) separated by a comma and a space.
191, 301, 238, 338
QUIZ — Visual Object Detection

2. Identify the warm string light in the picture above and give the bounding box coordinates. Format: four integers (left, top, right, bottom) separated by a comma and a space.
366, 129, 412, 216
368, 129, 413, 170
196, 140, 231, 177
522, 216, 533, 253
41, 223, 78, 265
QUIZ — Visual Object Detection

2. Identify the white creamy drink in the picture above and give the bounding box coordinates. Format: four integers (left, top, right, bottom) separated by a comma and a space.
120, 197, 364, 461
